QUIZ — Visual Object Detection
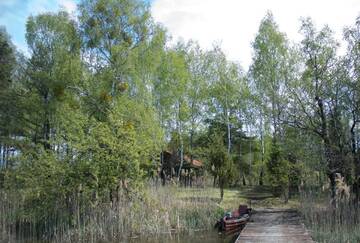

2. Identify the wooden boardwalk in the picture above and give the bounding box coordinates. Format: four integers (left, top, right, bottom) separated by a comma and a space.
236, 209, 314, 243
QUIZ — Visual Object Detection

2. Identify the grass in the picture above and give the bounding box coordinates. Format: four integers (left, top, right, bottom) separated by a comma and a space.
175, 186, 247, 210
175, 185, 299, 210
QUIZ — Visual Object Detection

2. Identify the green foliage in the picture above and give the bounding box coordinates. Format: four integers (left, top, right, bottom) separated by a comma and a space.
8, 147, 68, 218
250, 12, 291, 136
266, 140, 289, 197
0, 27, 19, 150
24, 11, 82, 149
0, 27, 15, 89
207, 131, 236, 199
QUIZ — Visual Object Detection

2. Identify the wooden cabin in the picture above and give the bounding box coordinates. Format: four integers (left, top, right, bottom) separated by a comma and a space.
160, 151, 204, 187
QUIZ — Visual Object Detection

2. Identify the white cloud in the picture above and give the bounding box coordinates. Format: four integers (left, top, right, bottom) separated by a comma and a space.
58, 0, 77, 13
151, 0, 360, 69
27, 0, 77, 14
29, 0, 54, 14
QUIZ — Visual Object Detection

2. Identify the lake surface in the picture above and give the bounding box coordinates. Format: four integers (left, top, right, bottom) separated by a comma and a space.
126, 230, 239, 243
11, 229, 239, 243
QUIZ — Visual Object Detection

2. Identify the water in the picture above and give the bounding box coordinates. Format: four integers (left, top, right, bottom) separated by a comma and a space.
127, 230, 239, 243
10, 229, 239, 243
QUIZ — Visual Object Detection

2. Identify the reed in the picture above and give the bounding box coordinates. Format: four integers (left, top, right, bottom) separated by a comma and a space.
0, 185, 224, 242
299, 189, 360, 243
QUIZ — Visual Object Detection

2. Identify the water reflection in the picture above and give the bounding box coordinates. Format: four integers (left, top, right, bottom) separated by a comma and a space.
127, 230, 238, 243
12, 230, 239, 242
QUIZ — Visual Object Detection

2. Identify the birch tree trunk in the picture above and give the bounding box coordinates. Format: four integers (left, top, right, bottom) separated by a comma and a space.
225, 96, 231, 154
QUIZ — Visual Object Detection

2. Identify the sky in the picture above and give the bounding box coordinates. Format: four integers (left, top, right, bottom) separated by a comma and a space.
1, 0, 360, 69
0, 0, 77, 52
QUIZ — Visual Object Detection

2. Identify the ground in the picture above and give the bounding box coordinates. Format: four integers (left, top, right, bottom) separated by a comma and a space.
175, 185, 300, 211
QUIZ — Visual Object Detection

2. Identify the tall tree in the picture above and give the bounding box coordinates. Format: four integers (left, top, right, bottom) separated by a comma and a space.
25, 11, 81, 149
79, 0, 154, 104
250, 12, 290, 139
208, 45, 242, 155
249, 12, 292, 198
344, 16, 360, 199
286, 18, 344, 206
183, 41, 209, 162
0, 27, 17, 168
158, 46, 189, 177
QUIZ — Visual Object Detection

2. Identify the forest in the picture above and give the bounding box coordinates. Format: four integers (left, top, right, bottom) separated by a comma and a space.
1, 0, 360, 242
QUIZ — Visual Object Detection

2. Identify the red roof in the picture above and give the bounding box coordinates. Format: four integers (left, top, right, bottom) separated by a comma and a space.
162, 151, 203, 168
184, 155, 203, 168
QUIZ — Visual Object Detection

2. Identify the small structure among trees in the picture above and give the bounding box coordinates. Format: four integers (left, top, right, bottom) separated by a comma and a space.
160, 151, 203, 187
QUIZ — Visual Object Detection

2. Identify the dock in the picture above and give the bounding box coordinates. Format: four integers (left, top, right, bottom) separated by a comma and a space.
236, 209, 314, 243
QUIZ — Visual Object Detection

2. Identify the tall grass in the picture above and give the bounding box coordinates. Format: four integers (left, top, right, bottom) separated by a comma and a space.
299, 189, 360, 243
0, 185, 224, 242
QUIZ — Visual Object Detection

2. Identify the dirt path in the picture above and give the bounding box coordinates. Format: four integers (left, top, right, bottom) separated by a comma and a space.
235, 209, 314, 243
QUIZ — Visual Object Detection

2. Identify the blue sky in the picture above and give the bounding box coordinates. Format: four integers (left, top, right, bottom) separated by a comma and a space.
0, 0, 153, 55
0, 0, 79, 53
1, 0, 360, 68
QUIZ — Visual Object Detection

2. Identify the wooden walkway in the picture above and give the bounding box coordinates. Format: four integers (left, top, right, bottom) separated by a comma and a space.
236, 209, 314, 243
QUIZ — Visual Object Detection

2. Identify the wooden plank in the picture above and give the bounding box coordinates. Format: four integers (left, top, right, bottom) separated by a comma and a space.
236, 209, 314, 243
